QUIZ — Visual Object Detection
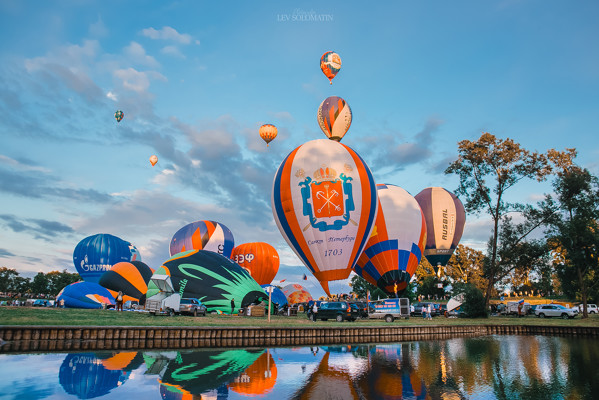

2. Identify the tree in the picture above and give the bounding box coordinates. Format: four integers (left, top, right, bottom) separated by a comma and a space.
444, 244, 487, 292
0, 267, 19, 293
453, 283, 488, 318
31, 272, 50, 295
46, 270, 80, 295
445, 132, 575, 306
541, 166, 599, 318
350, 275, 388, 301
416, 276, 448, 300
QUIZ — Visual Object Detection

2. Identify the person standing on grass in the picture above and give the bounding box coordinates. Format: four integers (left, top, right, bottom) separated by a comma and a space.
231, 298, 235, 315
116, 291, 124, 311
427, 303, 433, 320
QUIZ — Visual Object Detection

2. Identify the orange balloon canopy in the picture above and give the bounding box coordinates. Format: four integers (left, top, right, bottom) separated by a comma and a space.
259, 124, 278, 146
231, 242, 280, 285
229, 351, 277, 395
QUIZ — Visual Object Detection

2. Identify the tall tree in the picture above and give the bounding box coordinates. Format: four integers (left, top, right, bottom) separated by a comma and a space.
444, 244, 487, 292
0, 267, 19, 293
445, 132, 575, 306
541, 166, 599, 318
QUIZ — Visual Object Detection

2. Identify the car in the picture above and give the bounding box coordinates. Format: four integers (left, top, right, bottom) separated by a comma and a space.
535, 304, 578, 319
411, 302, 436, 317
179, 298, 207, 316
308, 301, 352, 322
578, 303, 598, 314
349, 301, 368, 320
32, 299, 49, 307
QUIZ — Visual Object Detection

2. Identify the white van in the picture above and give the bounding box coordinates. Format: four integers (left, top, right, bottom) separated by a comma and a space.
368, 298, 410, 322
578, 303, 598, 314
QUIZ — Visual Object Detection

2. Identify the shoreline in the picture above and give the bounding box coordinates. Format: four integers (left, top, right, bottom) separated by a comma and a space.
2, 324, 597, 353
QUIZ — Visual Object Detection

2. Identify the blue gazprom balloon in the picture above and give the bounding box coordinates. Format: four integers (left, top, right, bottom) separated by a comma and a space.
73, 233, 140, 284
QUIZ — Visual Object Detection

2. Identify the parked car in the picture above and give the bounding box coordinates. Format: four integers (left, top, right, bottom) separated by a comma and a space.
411, 302, 436, 317
32, 299, 49, 307
535, 304, 578, 319
349, 301, 368, 320
578, 303, 598, 314
308, 301, 352, 322
368, 298, 410, 322
179, 298, 207, 316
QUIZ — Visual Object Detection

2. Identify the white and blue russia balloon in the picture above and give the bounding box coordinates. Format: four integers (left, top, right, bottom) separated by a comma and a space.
272, 139, 378, 296
73, 233, 140, 284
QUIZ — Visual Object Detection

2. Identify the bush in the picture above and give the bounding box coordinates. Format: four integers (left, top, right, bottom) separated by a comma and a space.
459, 284, 488, 318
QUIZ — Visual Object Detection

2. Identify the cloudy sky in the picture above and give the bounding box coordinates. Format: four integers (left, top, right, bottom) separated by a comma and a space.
0, 0, 597, 298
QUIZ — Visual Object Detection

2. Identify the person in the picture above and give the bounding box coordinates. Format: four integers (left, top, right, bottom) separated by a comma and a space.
231, 298, 235, 315
311, 302, 318, 321
116, 291, 124, 311
422, 304, 427, 319
517, 302, 523, 318
427, 303, 433, 320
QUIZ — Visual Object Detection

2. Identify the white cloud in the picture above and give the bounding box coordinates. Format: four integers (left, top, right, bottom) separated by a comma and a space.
124, 41, 159, 67
113, 68, 168, 94
141, 26, 192, 44
89, 16, 108, 37
161, 45, 186, 59
106, 91, 118, 101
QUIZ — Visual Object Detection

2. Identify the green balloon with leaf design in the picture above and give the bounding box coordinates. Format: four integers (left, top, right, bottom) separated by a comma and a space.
147, 249, 268, 313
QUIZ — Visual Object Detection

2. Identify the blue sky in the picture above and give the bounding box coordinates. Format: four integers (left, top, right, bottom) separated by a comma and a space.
0, 0, 597, 299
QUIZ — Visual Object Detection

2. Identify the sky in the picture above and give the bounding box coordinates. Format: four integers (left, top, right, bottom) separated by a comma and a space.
0, 0, 598, 299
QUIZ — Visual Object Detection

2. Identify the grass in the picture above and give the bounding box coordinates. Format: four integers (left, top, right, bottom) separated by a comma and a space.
2, 307, 599, 328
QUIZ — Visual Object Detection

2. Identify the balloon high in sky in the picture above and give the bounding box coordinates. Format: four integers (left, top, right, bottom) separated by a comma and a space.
259, 124, 278, 147
114, 110, 124, 123
320, 51, 342, 84
272, 139, 377, 296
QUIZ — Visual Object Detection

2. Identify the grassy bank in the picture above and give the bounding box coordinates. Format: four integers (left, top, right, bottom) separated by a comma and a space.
2, 306, 599, 328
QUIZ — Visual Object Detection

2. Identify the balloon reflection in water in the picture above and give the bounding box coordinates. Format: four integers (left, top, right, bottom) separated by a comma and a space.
293, 352, 360, 399
229, 351, 277, 395
59, 353, 129, 399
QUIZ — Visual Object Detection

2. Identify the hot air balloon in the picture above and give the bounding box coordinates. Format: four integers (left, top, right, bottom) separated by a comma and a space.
354, 184, 427, 296
114, 110, 124, 123
149, 154, 158, 166
282, 284, 313, 304
146, 249, 267, 313
259, 124, 278, 147
99, 260, 153, 304
73, 233, 140, 284
272, 139, 377, 296
231, 242, 280, 285
169, 220, 234, 258
320, 51, 342, 84
317, 96, 352, 141
414, 187, 466, 276
261, 284, 288, 307
60, 353, 129, 399
56, 281, 115, 309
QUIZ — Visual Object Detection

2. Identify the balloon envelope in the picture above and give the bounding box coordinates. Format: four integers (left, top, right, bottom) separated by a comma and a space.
169, 220, 234, 258
414, 187, 466, 271
354, 184, 427, 295
114, 110, 124, 123
57, 281, 115, 309
320, 51, 342, 84
147, 250, 267, 313
231, 242, 280, 285
282, 284, 313, 304
149, 154, 158, 166
272, 139, 377, 296
60, 353, 128, 399
259, 124, 278, 146
317, 96, 352, 141
261, 284, 288, 307
73, 233, 140, 284
99, 260, 153, 304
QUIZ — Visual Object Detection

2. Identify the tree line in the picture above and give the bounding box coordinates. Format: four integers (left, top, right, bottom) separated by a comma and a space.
0, 267, 80, 297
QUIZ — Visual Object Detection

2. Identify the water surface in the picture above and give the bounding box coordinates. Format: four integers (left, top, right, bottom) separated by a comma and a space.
1, 335, 597, 399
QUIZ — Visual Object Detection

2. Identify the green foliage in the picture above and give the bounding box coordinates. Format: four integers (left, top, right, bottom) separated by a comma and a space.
0, 267, 80, 295
416, 276, 448, 300
454, 283, 488, 318
349, 275, 387, 300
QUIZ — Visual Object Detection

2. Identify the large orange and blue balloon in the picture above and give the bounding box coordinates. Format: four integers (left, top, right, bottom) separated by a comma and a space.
56, 281, 115, 309
99, 260, 153, 304
272, 139, 378, 296
169, 220, 234, 258
231, 242, 280, 285
414, 187, 466, 274
320, 51, 341, 84
259, 124, 278, 147
73, 234, 141, 284
317, 96, 352, 142
354, 184, 427, 296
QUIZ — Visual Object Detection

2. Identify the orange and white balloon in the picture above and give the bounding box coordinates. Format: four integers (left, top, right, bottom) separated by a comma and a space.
259, 124, 278, 147
149, 155, 158, 166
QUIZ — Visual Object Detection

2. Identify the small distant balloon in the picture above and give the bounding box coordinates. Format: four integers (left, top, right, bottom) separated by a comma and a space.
149, 155, 158, 166
114, 110, 124, 123
320, 51, 341, 84
259, 124, 278, 147
317, 96, 352, 142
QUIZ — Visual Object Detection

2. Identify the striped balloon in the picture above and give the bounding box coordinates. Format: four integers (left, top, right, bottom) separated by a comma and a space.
414, 187, 466, 273
317, 96, 352, 142
354, 184, 426, 296
169, 220, 234, 258
99, 261, 153, 304
272, 139, 377, 296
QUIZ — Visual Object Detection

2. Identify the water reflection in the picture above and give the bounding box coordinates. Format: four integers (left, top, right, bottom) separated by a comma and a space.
1, 335, 599, 399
